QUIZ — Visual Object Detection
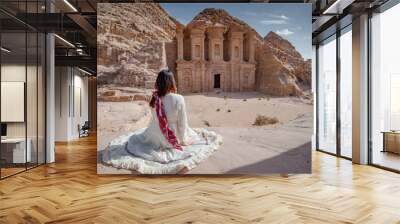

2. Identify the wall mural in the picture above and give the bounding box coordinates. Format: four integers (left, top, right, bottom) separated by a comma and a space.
97, 3, 313, 174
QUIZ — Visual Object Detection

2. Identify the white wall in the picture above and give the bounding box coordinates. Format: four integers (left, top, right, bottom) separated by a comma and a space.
72, 73, 89, 138
1, 63, 46, 164
55, 66, 70, 141
1, 65, 26, 141
55, 67, 89, 141
1, 82, 25, 122
1, 65, 34, 138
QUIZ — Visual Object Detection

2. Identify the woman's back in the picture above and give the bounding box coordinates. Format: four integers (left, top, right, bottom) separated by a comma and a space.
161, 93, 184, 124
146, 93, 188, 145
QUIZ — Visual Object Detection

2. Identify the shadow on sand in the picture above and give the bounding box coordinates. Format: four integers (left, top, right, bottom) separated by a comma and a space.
224, 142, 312, 174
97, 142, 311, 175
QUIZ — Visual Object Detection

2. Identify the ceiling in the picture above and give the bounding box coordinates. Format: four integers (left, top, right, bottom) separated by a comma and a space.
310, 0, 390, 43
0, 0, 394, 74
0, 0, 97, 74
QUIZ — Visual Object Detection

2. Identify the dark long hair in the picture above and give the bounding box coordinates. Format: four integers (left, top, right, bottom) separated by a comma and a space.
149, 69, 177, 108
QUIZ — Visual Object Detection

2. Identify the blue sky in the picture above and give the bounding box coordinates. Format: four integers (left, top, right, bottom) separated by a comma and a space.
161, 3, 312, 59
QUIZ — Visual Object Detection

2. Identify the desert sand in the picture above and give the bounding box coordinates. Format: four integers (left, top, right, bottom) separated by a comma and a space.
97, 91, 313, 174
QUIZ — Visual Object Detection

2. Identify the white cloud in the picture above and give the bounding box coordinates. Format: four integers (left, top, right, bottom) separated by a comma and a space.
281, 15, 289, 20
260, 19, 288, 25
243, 11, 290, 21
276, 29, 294, 36
270, 14, 289, 20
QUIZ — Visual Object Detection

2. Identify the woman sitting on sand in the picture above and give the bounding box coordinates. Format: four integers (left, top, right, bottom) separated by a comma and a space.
102, 69, 222, 174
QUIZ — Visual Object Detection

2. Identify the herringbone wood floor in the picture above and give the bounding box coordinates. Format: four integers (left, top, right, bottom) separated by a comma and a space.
1, 135, 400, 224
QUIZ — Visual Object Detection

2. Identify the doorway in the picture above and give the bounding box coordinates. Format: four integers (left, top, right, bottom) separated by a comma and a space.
214, 74, 221, 89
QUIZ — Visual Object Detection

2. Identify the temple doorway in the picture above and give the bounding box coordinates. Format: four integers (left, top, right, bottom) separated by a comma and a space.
213, 74, 221, 89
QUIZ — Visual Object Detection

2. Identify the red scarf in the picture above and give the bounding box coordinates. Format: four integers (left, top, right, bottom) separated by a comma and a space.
153, 92, 183, 151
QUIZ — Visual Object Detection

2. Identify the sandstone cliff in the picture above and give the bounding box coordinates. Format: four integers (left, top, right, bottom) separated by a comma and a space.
189, 8, 262, 39
97, 3, 180, 88
97, 4, 311, 97
256, 32, 311, 97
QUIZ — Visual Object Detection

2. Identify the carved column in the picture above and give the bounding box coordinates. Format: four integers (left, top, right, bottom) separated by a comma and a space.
229, 31, 244, 62
228, 29, 244, 91
190, 28, 205, 60
177, 27, 184, 60
207, 26, 225, 62
248, 33, 255, 63
189, 27, 205, 92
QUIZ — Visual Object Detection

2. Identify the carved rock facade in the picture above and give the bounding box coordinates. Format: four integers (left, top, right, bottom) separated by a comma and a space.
176, 21, 257, 93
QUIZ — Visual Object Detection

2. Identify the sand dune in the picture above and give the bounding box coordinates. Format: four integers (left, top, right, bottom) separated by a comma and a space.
97, 92, 313, 174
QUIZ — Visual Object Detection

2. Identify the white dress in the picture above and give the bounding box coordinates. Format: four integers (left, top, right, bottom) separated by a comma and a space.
102, 93, 222, 174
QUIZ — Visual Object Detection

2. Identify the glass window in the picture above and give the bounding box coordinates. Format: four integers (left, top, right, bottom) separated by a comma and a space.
318, 35, 337, 154
1, 31, 28, 177
390, 75, 400, 130
339, 26, 352, 158
0, 1, 46, 179
371, 3, 400, 171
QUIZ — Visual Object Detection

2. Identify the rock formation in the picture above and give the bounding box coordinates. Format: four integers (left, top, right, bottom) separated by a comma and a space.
189, 8, 262, 39
257, 32, 311, 96
97, 4, 311, 97
97, 3, 180, 88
